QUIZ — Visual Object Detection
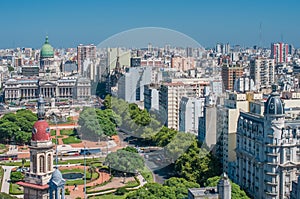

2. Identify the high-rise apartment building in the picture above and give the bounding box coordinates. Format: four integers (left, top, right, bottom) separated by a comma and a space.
271, 42, 289, 64
250, 57, 275, 90
77, 44, 96, 74
117, 66, 152, 103
159, 79, 208, 130
222, 64, 244, 91
179, 96, 205, 135
217, 92, 251, 177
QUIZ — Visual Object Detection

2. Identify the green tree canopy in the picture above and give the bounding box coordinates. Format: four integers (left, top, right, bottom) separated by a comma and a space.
174, 139, 222, 186
205, 176, 250, 199
126, 177, 200, 199
105, 149, 144, 174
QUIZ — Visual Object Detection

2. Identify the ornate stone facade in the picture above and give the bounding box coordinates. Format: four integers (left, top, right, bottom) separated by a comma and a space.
235, 88, 300, 199
3, 76, 91, 102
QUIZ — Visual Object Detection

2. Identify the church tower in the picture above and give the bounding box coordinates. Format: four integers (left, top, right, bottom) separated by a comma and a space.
19, 96, 54, 199
218, 173, 231, 199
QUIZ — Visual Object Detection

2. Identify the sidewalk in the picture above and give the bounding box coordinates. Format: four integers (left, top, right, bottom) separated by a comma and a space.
1, 166, 17, 194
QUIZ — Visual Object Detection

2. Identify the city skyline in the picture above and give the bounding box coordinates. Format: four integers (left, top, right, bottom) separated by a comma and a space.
1, 0, 300, 48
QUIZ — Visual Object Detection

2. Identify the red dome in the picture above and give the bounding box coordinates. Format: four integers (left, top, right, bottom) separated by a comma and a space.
32, 120, 51, 141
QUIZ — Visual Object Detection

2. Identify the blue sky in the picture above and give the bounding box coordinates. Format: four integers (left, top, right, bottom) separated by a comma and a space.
0, 0, 299, 48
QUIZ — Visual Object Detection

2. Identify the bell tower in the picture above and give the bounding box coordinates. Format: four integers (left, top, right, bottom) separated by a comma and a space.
18, 96, 54, 199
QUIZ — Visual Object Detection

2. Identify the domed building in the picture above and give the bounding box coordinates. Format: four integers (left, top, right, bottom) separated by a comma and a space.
18, 96, 64, 199
235, 85, 300, 199
40, 36, 55, 73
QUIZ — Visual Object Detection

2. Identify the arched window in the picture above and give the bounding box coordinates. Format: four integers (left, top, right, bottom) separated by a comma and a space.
47, 154, 52, 172
32, 155, 36, 173
39, 155, 45, 173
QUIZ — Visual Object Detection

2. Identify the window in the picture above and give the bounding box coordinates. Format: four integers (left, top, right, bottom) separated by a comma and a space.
47, 154, 52, 172
39, 155, 45, 173
32, 155, 36, 173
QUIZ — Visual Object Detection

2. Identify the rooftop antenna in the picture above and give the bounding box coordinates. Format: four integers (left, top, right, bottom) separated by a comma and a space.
281, 33, 284, 43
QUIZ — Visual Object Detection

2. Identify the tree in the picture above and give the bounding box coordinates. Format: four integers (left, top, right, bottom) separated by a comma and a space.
78, 107, 103, 141
8, 66, 14, 72
121, 146, 138, 153
0, 121, 20, 142
105, 149, 144, 174
88, 165, 96, 180
151, 126, 178, 147
10, 171, 24, 182
174, 139, 222, 186
103, 95, 112, 109
21, 158, 26, 168
205, 176, 250, 199
0, 192, 18, 199
126, 178, 199, 199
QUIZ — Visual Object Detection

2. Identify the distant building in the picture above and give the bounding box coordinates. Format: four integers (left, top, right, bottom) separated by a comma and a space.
198, 103, 217, 150
233, 75, 256, 93
221, 64, 244, 91
117, 66, 152, 103
40, 36, 55, 72
130, 57, 141, 67
250, 57, 275, 90
22, 66, 39, 77
179, 96, 204, 135
144, 84, 160, 111
159, 79, 209, 130
188, 173, 231, 199
4, 76, 91, 102
171, 56, 195, 71
63, 60, 77, 73
77, 44, 96, 75
271, 42, 289, 64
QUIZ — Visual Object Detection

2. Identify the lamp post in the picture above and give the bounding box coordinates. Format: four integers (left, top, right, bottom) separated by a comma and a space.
52, 113, 58, 167
84, 146, 86, 197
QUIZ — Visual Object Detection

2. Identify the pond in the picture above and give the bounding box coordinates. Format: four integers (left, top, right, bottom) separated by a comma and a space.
62, 172, 84, 180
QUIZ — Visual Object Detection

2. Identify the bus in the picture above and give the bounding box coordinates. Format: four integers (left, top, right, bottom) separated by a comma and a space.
79, 148, 101, 155
61, 150, 80, 156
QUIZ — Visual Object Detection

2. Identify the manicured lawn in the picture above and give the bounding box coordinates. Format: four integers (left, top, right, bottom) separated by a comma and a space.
9, 183, 23, 195
60, 129, 74, 136
58, 158, 104, 165
125, 179, 139, 187
139, 166, 154, 183
0, 144, 6, 149
62, 136, 81, 144
52, 138, 56, 144
0, 161, 30, 167
93, 193, 129, 199
51, 129, 56, 136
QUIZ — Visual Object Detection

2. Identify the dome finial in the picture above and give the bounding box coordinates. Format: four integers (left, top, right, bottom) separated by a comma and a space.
45, 36, 49, 44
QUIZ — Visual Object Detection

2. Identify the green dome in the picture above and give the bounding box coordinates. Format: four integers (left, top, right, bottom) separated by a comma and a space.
40, 36, 54, 58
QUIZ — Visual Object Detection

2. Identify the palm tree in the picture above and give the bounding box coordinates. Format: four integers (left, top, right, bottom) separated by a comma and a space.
21, 158, 26, 168
88, 165, 96, 180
